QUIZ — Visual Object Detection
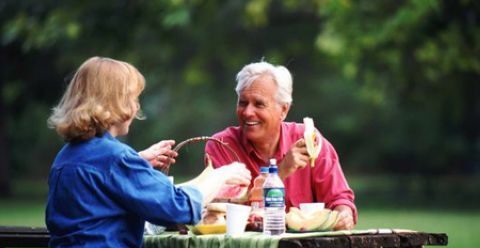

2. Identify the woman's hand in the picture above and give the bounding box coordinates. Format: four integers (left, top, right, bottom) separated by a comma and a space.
139, 140, 178, 169
182, 162, 252, 205
278, 138, 309, 179
214, 162, 252, 186
333, 205, 355, 230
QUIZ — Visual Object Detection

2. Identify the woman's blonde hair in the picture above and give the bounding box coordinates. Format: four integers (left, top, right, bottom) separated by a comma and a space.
48, 56, 145, 142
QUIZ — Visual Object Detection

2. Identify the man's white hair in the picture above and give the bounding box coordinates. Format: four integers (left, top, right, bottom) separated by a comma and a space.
235, 61, 293, 105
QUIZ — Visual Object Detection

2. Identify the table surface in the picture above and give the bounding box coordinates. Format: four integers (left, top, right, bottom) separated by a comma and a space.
0, 226, 448, 248
144, 229, 448, 248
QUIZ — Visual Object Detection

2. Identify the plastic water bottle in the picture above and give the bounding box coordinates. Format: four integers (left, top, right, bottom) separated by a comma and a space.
249, 166, 269, 210
263, 159, 286, 235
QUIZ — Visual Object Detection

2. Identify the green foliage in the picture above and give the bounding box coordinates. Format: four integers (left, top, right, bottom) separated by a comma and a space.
0, 0, 479, 180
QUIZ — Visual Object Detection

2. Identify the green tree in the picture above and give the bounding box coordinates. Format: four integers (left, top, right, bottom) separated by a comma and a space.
0, 0, 479, 196
314, 0, 480, 173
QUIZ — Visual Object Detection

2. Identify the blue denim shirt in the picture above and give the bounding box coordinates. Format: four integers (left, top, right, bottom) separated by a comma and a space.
45, 132, 203, 247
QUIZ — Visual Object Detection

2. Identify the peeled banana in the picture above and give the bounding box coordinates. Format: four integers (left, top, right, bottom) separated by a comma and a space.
303, 117, 322, 167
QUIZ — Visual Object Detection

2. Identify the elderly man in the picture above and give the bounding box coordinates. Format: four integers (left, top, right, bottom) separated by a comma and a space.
205, 61, 357, 230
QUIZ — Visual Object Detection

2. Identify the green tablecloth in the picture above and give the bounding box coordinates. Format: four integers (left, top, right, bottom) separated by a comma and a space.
143, 229, 412, 248
144, 231, 280, 248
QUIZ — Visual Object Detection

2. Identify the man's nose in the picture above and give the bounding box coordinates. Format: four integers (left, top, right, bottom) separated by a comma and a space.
242, 104, 256, 117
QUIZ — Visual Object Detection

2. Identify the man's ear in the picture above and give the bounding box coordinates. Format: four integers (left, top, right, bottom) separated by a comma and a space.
281, 103, 291, 121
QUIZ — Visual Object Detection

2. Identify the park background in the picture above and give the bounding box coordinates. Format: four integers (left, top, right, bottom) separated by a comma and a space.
0, 0, 479, 247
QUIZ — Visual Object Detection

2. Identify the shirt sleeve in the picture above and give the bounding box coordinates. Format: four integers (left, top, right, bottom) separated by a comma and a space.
313, 137, 358, 223
107, 149, 204, 226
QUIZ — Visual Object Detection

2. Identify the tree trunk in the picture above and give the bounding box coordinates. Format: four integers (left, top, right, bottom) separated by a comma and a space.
0, 96, 12, 197
462, 74, 480, 173
0, 50, 12, 197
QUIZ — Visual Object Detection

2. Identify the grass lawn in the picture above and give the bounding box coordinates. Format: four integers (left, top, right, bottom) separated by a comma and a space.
355, 208, 480, 248
0, 199, 46, 226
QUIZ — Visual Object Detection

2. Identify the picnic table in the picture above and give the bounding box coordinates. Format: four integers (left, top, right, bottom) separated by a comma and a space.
0, 226, 447, 248
143, 229, 448, 248
0, 226, 49, 248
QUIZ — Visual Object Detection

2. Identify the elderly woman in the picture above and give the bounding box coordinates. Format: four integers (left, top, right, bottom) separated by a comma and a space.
46, 57, 251, 247
205, 61, 357, 230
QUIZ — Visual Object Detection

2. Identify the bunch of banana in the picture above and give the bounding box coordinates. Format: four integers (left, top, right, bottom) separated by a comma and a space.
286, 207, 339, 232
303, 117, 322, 167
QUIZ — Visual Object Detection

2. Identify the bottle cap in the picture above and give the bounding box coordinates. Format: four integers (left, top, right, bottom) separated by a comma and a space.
260, 166, 269, 173
269, 158, 277, 165
268, 165, 278, 173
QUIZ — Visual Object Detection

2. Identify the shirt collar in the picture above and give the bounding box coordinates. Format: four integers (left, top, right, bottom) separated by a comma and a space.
103, 131, 114, 140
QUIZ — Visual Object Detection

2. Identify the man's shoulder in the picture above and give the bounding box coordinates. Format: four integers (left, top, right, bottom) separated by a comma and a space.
211, 126, 241, 139
282, 122, 305, 137
207, 126, 242, 153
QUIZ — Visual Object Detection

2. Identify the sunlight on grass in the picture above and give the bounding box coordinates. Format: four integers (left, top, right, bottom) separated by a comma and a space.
356, 209, 480, 248
0, 199, 46, 227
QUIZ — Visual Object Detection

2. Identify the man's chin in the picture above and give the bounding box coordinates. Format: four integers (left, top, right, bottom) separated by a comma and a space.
243, 130, 262, 142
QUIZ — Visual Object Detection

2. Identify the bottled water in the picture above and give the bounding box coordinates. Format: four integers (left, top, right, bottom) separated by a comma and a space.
262, 159, 285, 235
249, 166, 269, 210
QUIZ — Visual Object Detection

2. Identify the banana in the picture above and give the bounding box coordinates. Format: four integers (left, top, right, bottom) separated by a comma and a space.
286, 207, 306, 230
287, 207, 333, 231
317, 210, 339, 230
313, 209, 331, 229
288, 207, 302, 215
303, 117, 322, 167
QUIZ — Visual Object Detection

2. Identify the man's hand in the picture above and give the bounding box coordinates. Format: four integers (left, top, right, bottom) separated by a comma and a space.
139, 140, 178, 169
278, 138, 309, 179
333, 205, 355, 230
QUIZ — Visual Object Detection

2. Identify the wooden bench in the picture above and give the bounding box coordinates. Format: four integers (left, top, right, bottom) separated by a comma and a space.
0, 226, 49, 248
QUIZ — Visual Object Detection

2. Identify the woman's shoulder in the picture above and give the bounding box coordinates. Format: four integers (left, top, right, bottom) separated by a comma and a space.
93, 135, 151, 171
69, 133, 137, 162
51, 134, 132, 171
91, 133, 134, 154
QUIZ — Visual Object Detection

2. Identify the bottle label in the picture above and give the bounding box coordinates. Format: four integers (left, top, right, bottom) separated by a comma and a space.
263, 187, 285, 208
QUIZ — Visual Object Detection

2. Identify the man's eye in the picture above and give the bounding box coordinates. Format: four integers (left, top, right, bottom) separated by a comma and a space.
256, 102, 266, 108
238, 101, 247, 107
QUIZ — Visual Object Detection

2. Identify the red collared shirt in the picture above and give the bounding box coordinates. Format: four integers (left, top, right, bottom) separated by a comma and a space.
205, 122, 357, 222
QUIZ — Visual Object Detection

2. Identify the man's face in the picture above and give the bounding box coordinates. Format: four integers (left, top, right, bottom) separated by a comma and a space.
236, 75, 289, 144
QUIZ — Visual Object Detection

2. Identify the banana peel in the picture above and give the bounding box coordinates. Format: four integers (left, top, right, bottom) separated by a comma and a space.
286, 207, 339, 232
303, 117, 322, 167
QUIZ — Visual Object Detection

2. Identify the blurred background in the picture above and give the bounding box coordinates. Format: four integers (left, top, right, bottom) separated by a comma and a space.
0, 0, 479, 247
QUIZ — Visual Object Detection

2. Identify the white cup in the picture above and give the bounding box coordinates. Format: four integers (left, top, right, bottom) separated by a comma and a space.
226, 203, 251, 236
299, 202, 325, 213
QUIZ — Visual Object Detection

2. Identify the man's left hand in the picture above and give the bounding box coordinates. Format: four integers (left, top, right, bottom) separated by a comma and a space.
333, 205, 355, 230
